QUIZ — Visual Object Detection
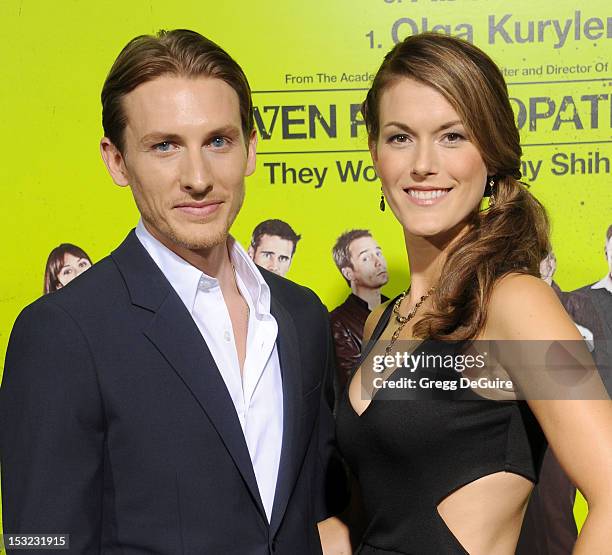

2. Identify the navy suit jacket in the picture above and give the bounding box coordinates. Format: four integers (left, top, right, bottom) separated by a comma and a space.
0, 231, 341, 554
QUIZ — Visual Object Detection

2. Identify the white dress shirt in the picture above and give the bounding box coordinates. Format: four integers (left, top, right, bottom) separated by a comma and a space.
135, 221, 283, 522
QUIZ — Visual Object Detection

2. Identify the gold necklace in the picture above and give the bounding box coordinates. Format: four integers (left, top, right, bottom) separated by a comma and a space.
385, 286, 436, 356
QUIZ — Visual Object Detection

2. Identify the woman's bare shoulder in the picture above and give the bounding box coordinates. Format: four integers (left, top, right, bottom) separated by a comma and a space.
489, 272, 553, 308
485, 272, 581, 340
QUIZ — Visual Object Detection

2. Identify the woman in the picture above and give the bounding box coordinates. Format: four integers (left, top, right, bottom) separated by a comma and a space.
43, 243, 92, 294
320, 34, 612, 554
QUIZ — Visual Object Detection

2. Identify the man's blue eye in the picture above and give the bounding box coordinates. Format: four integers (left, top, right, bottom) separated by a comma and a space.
155, 142, 172, 152
211, 137, 227, 148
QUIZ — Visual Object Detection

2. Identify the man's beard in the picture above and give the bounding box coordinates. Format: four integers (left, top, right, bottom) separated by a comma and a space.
138, 187, 245, 253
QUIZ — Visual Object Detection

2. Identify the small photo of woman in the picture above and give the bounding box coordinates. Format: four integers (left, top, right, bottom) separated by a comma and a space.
43, 243, 92, 294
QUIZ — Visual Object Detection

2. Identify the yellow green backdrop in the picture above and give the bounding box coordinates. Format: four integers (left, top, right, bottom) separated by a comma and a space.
2, 0, 611, 548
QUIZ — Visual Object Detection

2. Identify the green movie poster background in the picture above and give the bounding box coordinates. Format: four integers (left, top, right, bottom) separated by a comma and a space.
1, 0, 611, 547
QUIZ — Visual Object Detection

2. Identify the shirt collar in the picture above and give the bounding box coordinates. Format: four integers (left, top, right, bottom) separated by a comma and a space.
348, 293, 370, 311
591, 273, 612, 294
135, 220, 271, 315
348, 292, 389, 311
228, 235, 272, 316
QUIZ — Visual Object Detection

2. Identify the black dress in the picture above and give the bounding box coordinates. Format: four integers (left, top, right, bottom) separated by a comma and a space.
336, 298, 547, 554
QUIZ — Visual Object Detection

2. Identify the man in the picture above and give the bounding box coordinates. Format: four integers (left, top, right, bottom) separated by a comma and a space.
248, 219, 301, 277
0, 30, 340, 554
564, 224, 612, 392
330, 229, 389, 389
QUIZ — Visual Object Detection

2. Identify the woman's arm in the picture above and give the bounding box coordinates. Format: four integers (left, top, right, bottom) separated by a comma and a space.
486, 274, 612, 554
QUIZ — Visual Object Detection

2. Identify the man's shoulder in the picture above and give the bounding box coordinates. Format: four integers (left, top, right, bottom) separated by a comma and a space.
330, 295, 351, 314
572, 283, 596, 294
562, 283, 610, 327
329, 295, 353, 324
566, 283, 607, 308
7, 257, 122, 353
51, 255, 123, 300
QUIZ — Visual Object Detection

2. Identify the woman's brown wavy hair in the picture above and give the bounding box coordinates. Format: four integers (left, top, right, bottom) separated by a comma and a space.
362, 33, 550, 340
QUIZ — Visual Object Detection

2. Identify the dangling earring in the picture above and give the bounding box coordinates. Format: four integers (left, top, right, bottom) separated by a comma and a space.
379, 187, 386, 212
488, 179, 496, 206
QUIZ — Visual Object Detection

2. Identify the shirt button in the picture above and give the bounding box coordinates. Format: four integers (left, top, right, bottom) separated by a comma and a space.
224, 330, 231, 342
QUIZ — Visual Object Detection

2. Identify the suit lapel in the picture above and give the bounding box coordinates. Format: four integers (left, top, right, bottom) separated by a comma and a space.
112, 231, 267, 524
269, 295, 304, 537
